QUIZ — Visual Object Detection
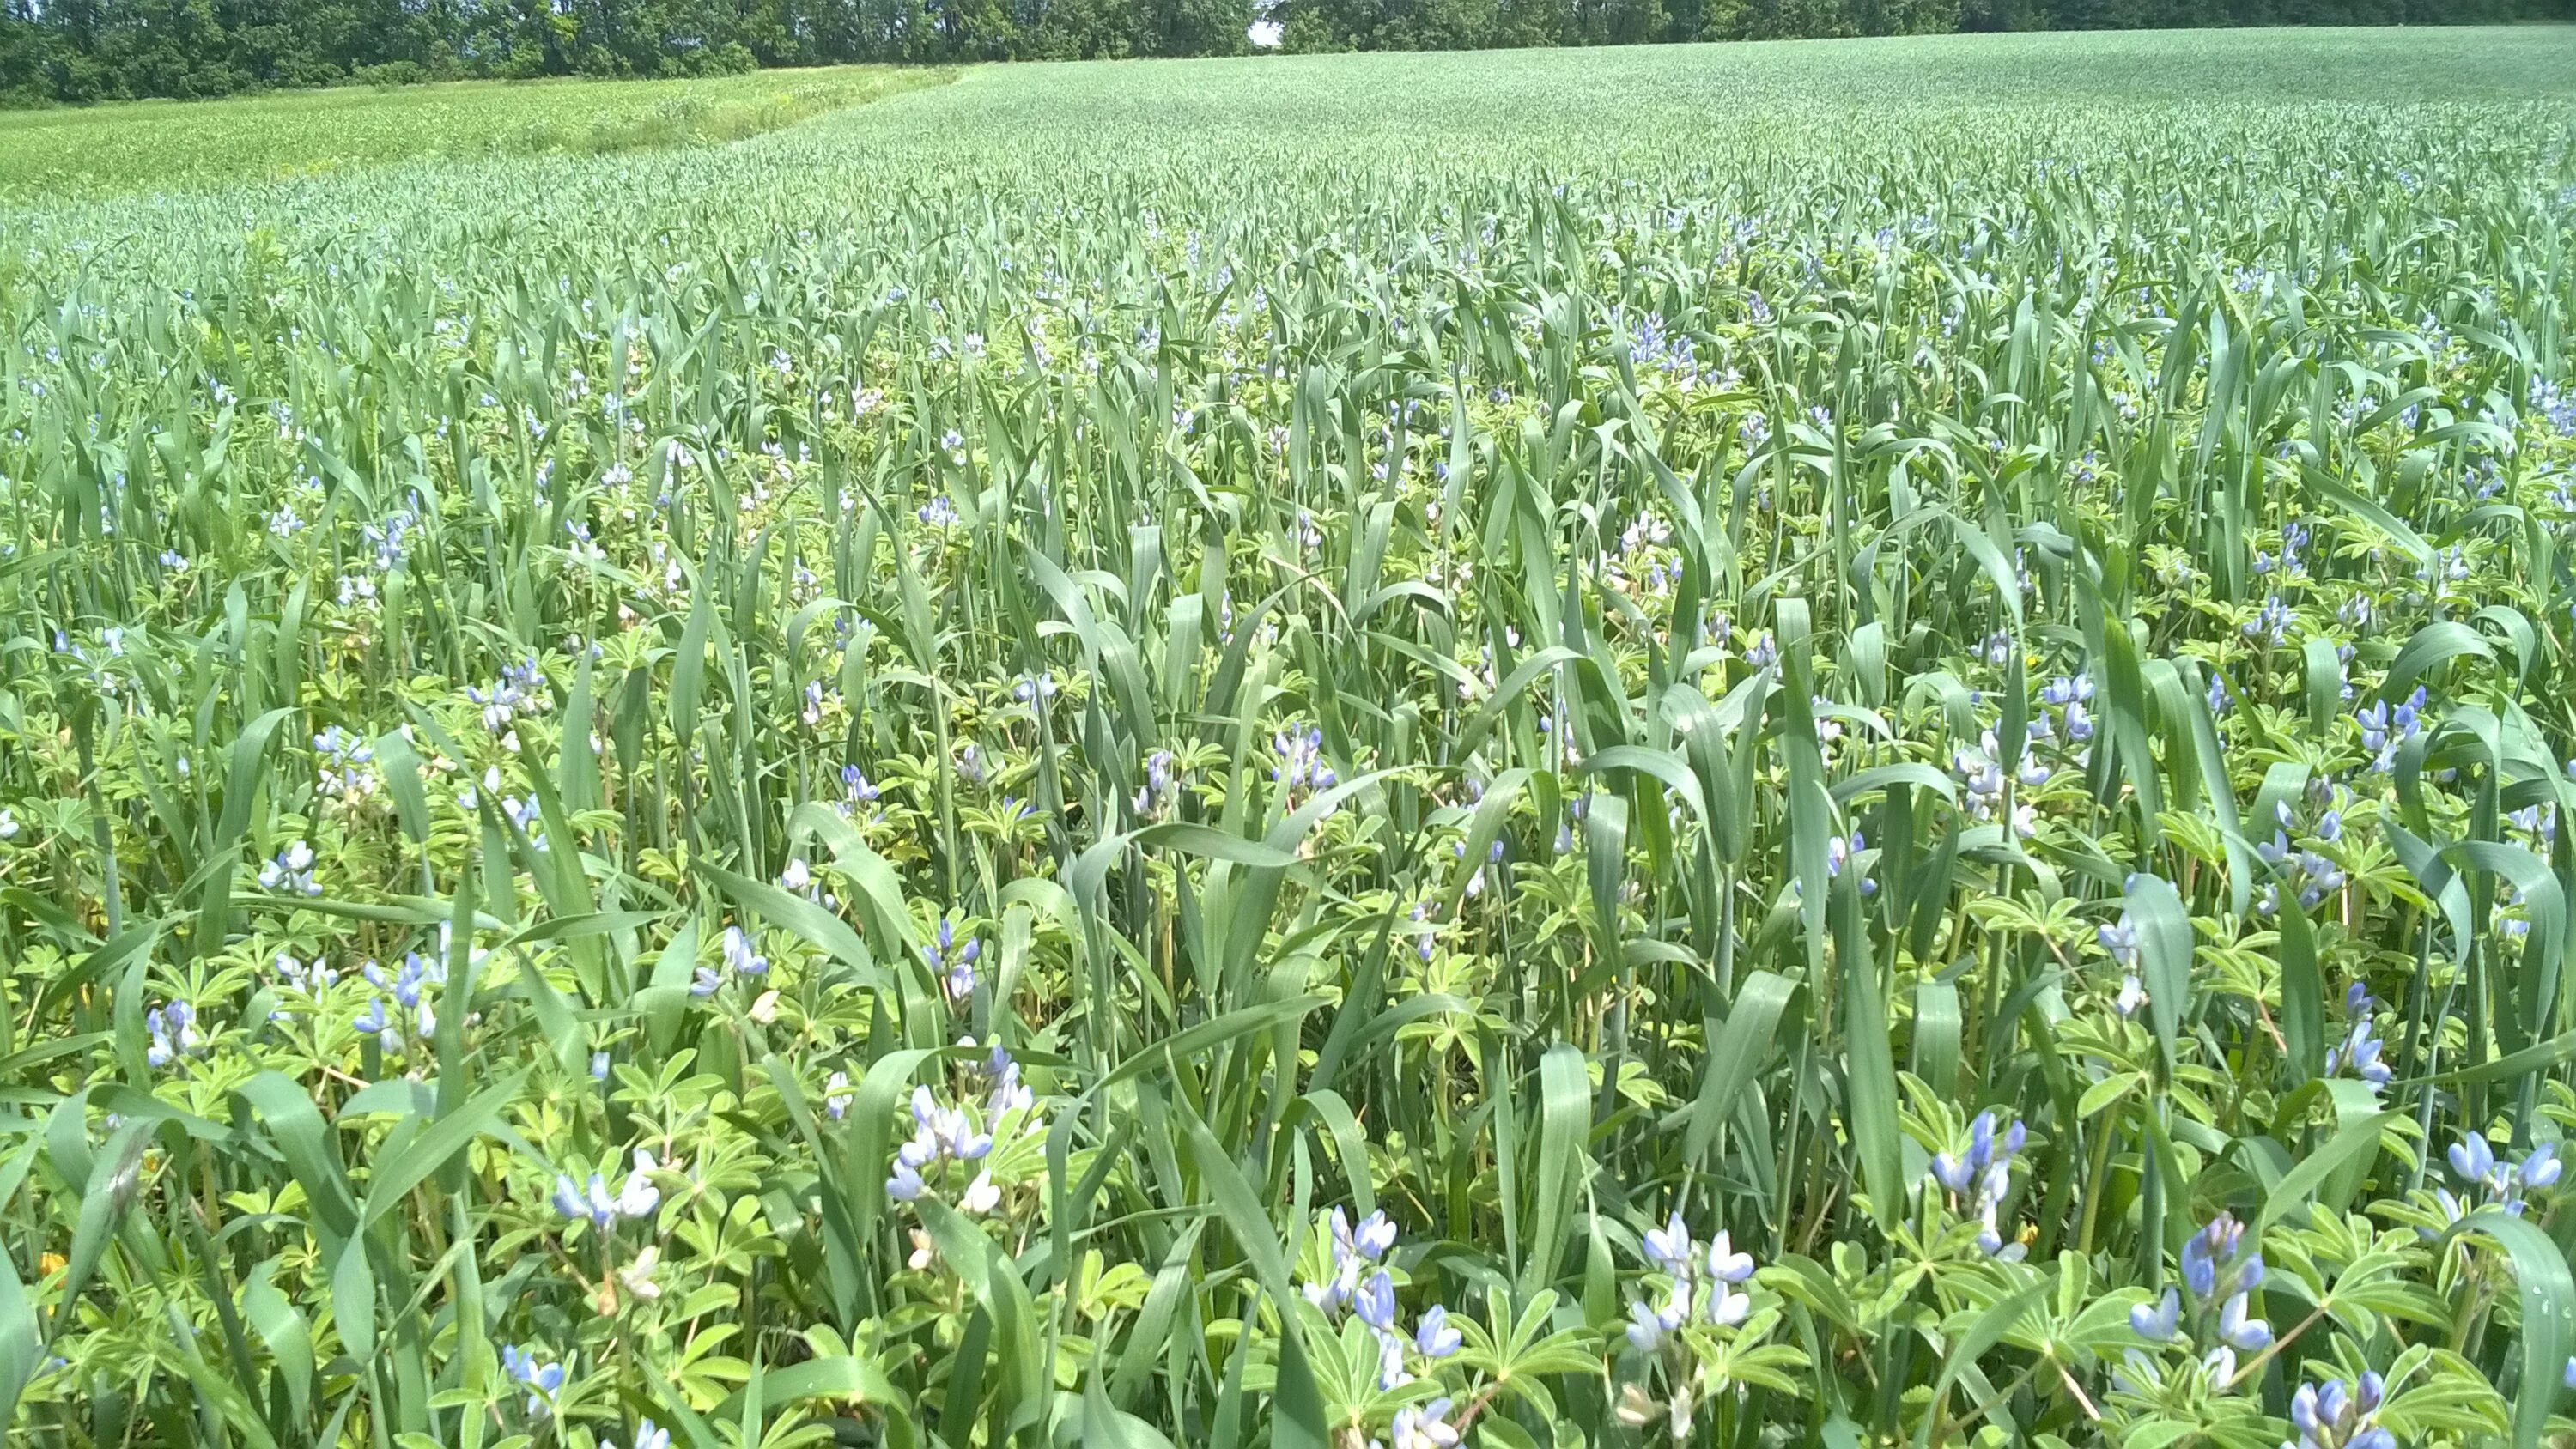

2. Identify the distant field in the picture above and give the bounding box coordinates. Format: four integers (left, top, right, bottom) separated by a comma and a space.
0, 64, 950, 197
9, 26, 2576, 1449
10, 27, 2573, 203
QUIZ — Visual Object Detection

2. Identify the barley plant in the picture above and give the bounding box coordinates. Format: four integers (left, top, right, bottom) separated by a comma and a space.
5, 27, 2576, 1449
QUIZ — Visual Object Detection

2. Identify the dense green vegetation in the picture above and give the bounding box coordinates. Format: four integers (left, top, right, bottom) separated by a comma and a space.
6, 25, 2576, 1449
1, 0, 2567, 106
0, 65, 948, 197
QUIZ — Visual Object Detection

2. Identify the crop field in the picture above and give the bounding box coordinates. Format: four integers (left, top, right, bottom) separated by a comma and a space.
0, 65, 947, 199
5, 24, 2576, 1449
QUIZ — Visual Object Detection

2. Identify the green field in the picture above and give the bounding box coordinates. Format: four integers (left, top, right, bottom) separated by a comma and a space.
5, 27, 2576, 1449
0, 64, 949, 197
11, 28, 2575, 200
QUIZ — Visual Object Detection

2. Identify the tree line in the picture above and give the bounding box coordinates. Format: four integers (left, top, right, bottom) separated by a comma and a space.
1, 0, 2565, 107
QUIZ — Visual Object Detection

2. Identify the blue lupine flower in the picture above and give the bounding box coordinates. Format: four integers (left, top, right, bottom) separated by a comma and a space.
1643, 1212, 1693, 1274
1375, 1331, 1412, 1391
1304, 1206, 1364, 1311
985, 1046, 1033, 1116
313, 727, 374, 796
1931, 1109, 2028, 1258
885, 1159, 925, 1201
1302, 1265, 1357, 1314
1706, 1277, 1751, 1325
145, 1002, 199, 1069
582, 1173, 617, 1228
2180, 1211, 2249, 1300
1625, 1209, 1759, 1347
927, 919, 981, 1002
884, 1076, 1005, 1209
780, 858, 833, 908
2293, 851, 2345, 908
1954, 733, 2005, 818
2129, 1287, 2180, 1341
1705, 1230, 1753, 1282
502, 1344, 565, 1417
2449, 1132, 2496, 1185
1825, 830, 1874, 894
841, 764, 882, 809
721, 925, 769, 979
525, 1360, 562, 1416
941, 1112, 993, 1161
2182, 1240, 2217, 1297
2041, 675, 2093, 707
1390, 1397, 1459, 1449
355, 997, 401, 1053
2162, 1212, 2272, 1354
1937, 1112, 2030, 1225
1273, 724, 1334, 792
2217, 1292, 2270, 1351
258, 840, 322, 895
2507, 803, 2561, 846
1352, 1209, 1397, 1260
2447, 1131, 2561, 1215
1626, 1292, 1684, 1352
2325, 985, 2391, 1090
380, 949, 446, 1009
1134, 749, 1180, 815
2064, 697, 2094, 741
2243, 596, 2291, 646
617, 1151, 660, 1219
2287, 1372, 2389, 1449
1353, 1269, 1396, 1330
915, 1085, 992, 1161
551, 1153, 659, 1231
1414, 1304, 1461, 1358
2356, 688, 2426, 771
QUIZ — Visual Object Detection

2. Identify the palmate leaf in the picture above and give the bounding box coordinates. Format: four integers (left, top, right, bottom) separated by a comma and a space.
1453, 1287, 1597, 1412
1710, 1339, 1811, 1394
